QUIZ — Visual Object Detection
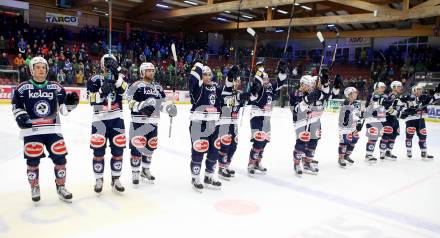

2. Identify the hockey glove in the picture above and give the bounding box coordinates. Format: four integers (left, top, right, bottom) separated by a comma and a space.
99, 80, 114, 98
333, 75, 343, 89
104, 57, 121, 78
166, 104, 177, 117
16, 113, 32, 129
65, 92, 79, 111
356, 121, 363, 132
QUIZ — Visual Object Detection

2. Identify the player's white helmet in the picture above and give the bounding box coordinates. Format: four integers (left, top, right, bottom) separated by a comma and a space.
202, 66, 212, 76
29, 56, 49, 76
139, 62, 155, 78
374, 82, 386, 90
412, 85, 423, 94
300, 75, 316, 87
390, 81, 402, 90
344, 87, 357, 98
100, 54, 117, 70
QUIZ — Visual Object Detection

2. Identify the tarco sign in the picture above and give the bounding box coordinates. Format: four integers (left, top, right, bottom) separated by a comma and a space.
46, 12, 79, 26
347, 37, 370, 45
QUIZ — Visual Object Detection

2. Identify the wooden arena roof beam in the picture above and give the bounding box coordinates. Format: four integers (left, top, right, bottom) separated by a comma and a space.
327, 0, 400, 14
128, 0, 158, 18
197, 4, 440, 31
141, 0, 321, 19
412, 0, 440, 9
260, 24, 436, 39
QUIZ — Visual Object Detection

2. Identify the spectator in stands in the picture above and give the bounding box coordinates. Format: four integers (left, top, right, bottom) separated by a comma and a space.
76, 68, 84, 85
65, 47, 72, 60
57, 69, 66, 84
63, 58, 73, 84
13, 53, 25, 68
8, 37, 16, 54
0, 52, 9, 66
0, 36, 6, 52
25, 55, 32, 66
128, 63, 138, 84
17, 37, 26, 54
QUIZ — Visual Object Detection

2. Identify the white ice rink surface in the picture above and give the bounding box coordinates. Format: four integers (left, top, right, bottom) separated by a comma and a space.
0, 104, 439, 238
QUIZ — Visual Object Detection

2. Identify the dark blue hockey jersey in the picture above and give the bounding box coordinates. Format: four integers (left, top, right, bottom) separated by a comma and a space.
248, 70, 285, 118
218, 82, 245, 125
290, 86, 331, 127
188, 62, 221, 121
364, 93, 387, 123
126, 80, 166, 124
402, 93, 440, 121
12, 79, 66, 136
87, 74, 128, 121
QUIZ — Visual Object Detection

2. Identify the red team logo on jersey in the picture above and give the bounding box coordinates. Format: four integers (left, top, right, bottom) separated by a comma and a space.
368, 127, 378, 136
51, 139, 67, 155
193, 139, 209, 152
24, 142, 44, 157
221, 135, 232, 145
90, 134, 106, 148
148, 137, 158, 149
253, 131, 266, 142
406, 127, 416, 135
214, 138, 221, 150
383, 126, 393, 134
299, 131, 311, 142
347, 133, 353, 141
420, 128, 427, 135
131, 136, 147, 148
113, 134, 126, 147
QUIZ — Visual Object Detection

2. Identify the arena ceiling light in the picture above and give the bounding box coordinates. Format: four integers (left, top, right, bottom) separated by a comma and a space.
224, 10, 231, 13
242, 15, 253, 19
246, 27, 256, 37
301, 5, 312, 11
216, 17, 231, 22
156, 4, 170, 9
275, 29, 284, 33
183, 1, 198, 6
277, 9, 288, 14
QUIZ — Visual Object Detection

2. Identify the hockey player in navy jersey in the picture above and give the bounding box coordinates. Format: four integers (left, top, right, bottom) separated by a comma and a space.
379, 81, 405, 161
188, 62, 222, 192
216, 65, 249, 180
364, 82, 387, 164
400, 84, 440, 160
246, 61, 287, 176
126, 62, 177, 185
290, 71, 341, 176
12, 56, 79, 202
87, 54, 128, 194
337, 87, 363, 168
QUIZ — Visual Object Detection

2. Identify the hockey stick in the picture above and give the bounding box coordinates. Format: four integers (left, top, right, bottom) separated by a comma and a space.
168, 43, 177, 138
282, 0, 296, 102
316, 31, 326, 87
247, 27, 258, 75
234, 0, 244, 65
239, 27, 258, 126
328, 26, 340, 83
106, 0, 113, 109
304, 31, 326, 133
